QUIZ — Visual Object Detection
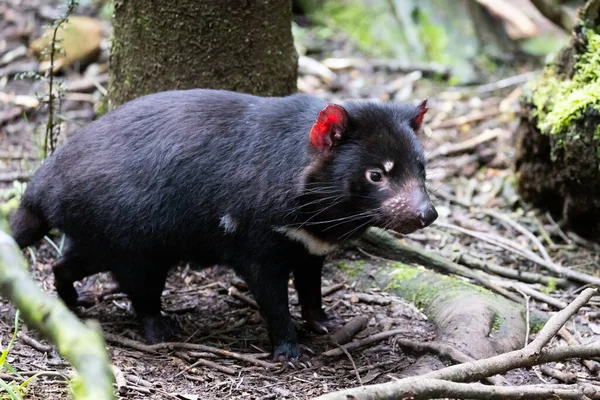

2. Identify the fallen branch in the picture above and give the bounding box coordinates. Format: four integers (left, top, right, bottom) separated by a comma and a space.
0, 219, 114, 400
175, 357, 236, 376
427, 129, 504, 161
499, 281, 568, 310
323, 328, 409, 357
558, 327, 599, 372
432, 109, 501, 129
436, 221, 600, 287
480, 208, 552, 263
322, 282, 345, 297
103, 332, 277, 370
315, 378, 600, 400
458, 253, 569, 288
228, 286, 259, 309
315, 289, 598, 400
330, 315, 369, 345
19, 332, 52, 353
539, 364, 577, 383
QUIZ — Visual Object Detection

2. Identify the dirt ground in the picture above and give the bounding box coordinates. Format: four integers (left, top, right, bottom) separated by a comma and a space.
1, 1, 599, 399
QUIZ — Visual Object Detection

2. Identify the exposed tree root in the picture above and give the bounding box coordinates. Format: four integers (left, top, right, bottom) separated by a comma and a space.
315, 289, 599, 400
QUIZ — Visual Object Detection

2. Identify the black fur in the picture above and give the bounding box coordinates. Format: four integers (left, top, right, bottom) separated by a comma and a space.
10, 89, 437, 359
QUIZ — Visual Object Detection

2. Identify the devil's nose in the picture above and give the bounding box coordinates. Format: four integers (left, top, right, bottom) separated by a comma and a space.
418, 204, 438, 228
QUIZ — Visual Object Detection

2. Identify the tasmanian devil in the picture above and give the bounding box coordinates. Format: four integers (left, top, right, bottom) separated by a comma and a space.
10, 89, 438, 360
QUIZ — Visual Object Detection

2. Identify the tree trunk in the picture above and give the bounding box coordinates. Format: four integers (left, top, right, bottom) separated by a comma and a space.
515, 0, 600, 239
109, 0, 298, 107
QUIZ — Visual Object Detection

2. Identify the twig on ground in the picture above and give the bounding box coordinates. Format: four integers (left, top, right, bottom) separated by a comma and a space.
437, 222, 600, 287
558, 328, 599, 372
323, 328, 409, 357
322, 282, 345, 297
514, 288, 531, 346
567, 232, 600, 252
0, 92, 40, 109
336, 342, 362, 385
103, 332, 277, 370
529, 288, 596, 354
533, 214, 555, 247
452, 71, 541, 94
458, 253, 569, 288
437, 221, 543, 263
228, 286, 259, 309
545, 212, 573, 245
539, 364, 577, 383
316, 378, 600, 400
432, 110, 501, 129
499, 282, 568, 310
391, 337, 506, 386
480, 208, 552, 263
174, 357, 237, 376
19, 332, 52, 353
330, 315, 369, 345
427, 129, 504, 161
344, 293, 391, 305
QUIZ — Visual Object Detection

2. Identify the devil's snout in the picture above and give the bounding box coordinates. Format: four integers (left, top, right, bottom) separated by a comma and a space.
382, 182, 438, 233
409, 188, 437, 228
417, 202, 437, 228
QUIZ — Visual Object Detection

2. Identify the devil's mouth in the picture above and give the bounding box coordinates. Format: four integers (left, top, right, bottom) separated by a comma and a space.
373, 218, 423, 235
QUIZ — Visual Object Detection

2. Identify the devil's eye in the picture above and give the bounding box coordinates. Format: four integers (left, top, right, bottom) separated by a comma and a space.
367, 170, 383, 183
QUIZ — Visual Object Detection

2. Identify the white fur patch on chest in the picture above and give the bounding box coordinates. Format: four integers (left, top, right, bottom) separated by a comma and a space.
275, 227, 337, 256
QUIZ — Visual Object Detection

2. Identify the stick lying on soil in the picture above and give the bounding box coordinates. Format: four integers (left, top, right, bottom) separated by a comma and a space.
103, 332, 278, 370
315, 288, 599, 400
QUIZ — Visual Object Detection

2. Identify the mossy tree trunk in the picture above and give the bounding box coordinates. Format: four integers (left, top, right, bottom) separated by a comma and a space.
109, 0, 298, 107
515, 0, 600, 239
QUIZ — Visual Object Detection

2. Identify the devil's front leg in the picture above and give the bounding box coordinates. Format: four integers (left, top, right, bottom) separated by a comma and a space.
292, 254, 341, 334
235, 252, 299, 360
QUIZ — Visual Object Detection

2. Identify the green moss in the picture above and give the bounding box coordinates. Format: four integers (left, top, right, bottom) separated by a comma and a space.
530, 29, 600, 153
541, 277, 557, 294
491, 311, 501, 333
530, 320, 545, 334
386, 263, 448, 310
336, 260, 360, 277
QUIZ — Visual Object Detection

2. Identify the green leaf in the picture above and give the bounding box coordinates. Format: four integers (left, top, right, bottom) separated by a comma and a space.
0, 379, 21, 400
0, 311, 20, 373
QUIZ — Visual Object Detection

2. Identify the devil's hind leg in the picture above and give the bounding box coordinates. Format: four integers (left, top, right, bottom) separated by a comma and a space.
52, 237, 104, 306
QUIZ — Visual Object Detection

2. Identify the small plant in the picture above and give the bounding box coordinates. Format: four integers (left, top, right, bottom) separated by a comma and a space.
14, 1, 79, 160
43, 0, 79, 159
0, 311, 26, 400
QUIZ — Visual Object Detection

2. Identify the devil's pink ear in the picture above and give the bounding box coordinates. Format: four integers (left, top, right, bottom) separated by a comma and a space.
309, 104, 348, 152
410, 99, 428, 132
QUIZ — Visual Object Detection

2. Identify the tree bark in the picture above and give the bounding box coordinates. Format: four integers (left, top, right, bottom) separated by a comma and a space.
515, 0, 600, 239
109, 0, 298, 107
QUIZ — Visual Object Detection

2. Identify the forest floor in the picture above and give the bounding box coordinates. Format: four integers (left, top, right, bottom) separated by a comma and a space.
1, 1, 599, 400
